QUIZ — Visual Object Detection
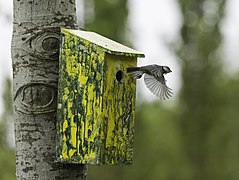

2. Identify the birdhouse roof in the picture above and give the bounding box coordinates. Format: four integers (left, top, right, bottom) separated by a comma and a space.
63, 29, 145, 58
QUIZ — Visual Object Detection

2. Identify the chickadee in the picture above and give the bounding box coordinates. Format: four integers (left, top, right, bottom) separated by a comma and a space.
127, 64, 173, 99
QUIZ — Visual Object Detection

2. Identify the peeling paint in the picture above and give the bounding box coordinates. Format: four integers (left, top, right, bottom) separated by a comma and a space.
56, 28, 142, 165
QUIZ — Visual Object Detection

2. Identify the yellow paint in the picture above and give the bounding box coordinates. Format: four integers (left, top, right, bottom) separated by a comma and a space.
103, 54, 137, 152
63, 120, 68, 132
81, 151, 97, 162
80, 120, 85, 149
56, 28, 140, 165
62, 134, 69, 160
70, 117, 77, 149
62, 87, 69, 101
78, 75, 88, 85
67, 101, 73, 119
69, 149, 76, 157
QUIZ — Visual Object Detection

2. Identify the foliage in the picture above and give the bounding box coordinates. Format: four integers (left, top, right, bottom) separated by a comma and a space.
1, 0, 239, 179
86, 0, 239, 180
175, 0, 231, 179
0, 78, 15, 180
0, 148, 15, 180
84, 0, 129, 44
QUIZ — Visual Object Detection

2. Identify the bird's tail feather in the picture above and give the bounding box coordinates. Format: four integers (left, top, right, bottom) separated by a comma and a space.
126, 66, 141, 72
126, 66, 143, 79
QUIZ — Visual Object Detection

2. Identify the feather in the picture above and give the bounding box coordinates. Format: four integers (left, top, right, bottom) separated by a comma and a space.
126, 67, 143, 79
144, 74, 173, 99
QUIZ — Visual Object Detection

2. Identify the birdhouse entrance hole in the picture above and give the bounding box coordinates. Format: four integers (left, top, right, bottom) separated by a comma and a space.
116, 70, 124, 82
56, 28, 145, 165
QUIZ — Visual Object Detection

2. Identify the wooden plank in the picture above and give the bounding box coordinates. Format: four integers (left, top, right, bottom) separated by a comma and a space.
56, 29, 137, 165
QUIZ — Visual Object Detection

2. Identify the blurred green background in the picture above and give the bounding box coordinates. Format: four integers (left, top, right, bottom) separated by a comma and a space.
1, 0, 239, 179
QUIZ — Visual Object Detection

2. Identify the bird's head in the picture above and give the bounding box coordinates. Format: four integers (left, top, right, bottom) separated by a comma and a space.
162, 66, 172, 74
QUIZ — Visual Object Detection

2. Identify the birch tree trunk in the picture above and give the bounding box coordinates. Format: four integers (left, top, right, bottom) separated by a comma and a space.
11, 0, 87, 179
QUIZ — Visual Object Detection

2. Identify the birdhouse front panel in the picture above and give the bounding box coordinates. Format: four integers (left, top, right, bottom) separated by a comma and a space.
56, 28, 144, 165
100, 53, 137, 164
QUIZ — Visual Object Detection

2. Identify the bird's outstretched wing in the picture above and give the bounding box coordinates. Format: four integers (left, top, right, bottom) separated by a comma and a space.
144, 74, 173, 99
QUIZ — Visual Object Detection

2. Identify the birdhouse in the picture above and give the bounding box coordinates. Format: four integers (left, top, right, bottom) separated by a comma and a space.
56, 28, 144, 165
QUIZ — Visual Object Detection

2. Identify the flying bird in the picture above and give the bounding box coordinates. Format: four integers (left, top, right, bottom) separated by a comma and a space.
127, 64, 173, 99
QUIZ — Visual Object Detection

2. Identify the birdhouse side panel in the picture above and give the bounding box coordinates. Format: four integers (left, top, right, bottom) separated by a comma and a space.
56, 31, 106, 164
100, 54, 137, 165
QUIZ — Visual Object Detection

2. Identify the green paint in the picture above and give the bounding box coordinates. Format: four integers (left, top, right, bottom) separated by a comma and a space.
56, 28, 144, 165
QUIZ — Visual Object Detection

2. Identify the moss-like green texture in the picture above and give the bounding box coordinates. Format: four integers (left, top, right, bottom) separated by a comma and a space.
56, 28, 139, 165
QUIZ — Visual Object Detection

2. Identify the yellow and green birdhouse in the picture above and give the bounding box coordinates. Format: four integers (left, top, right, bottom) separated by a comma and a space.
56, 28, 144, 165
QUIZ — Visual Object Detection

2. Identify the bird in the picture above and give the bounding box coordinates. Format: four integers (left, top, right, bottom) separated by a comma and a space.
126, 64, 173, 99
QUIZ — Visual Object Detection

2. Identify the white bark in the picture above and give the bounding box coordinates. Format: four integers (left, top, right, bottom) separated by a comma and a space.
11, 0, 87, 179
